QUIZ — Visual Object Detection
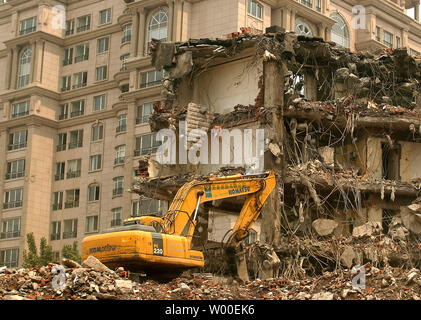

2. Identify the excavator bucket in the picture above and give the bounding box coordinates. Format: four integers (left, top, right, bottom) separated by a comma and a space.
234, 249, 250, 282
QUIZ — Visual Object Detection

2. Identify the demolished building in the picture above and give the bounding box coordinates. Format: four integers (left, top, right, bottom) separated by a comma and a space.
130, 28, 421, 279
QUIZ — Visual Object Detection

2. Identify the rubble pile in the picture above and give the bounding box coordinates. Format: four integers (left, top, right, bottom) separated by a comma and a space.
1, 256, 420, 300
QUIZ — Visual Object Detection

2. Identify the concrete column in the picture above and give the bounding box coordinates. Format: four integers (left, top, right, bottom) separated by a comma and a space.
290, 10, 296, 32
401, 28, 409, 49
167, 0, 175, 41
32, 40, 44, 84
138, 8, 146, 56
282, 9, 291, 31
5, 49, 12, 90
30, 41, 37, 83
130, 10, 140, 57
325, 25, 332, 41
173, 0, 183, 42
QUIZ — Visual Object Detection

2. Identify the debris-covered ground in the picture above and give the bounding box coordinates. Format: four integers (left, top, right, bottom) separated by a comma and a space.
1, 255, 420, 300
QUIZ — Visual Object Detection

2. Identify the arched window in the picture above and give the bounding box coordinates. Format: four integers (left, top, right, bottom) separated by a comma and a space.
147, 8, 168, 50
295, 20, 313, 37
330, 13, 350, 49
18, 48, 32, 88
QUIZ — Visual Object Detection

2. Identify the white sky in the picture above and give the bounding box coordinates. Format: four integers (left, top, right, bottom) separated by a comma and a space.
407, 8, 415, 18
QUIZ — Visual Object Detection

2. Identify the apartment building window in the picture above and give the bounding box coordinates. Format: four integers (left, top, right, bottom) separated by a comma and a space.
86, 216, 98, 233
72, 72, 87, 89
88, 185, 100, 202
63, 219, 78, 239
135, 134, 160, 156
1, 218, 21, 239
17, 48, 32, 89
376, 26, 381, 42
396, 36, 401, 48
99, 8, 111, 25
0, 249, 19, 268
19, 17, 37, 35
67, 159, 81, 179
295, 20, 313, 37
75, 44, 89, 62
301, 0, 313, 8
120, 54, 130, 71
55, 162, 65, 181
6, 159, 25, 180
91, 124, 103, 141
3, 189, 23, 210
66, 19, 74, 36
132, 199, 163, 217
97, 37, 109, 53
70, 100, 85, 118
96, 66, 107, 81
12, 101, 30, 118
59, 104, 68, 120
89, 154, 102, 171
147, 9, 168, 52
111, 208, 122, 227
69, 129, 83, 149
383, 30, 393, 48
51, 221, 61, 240
330, 13, 350, 49
77, 15, 91, 32
140, 70, 165, 88
93, 95, 106, 111
114, 145, 126, 165
315, 0, 321, 12
52, 192, 63, 211
8, 130, 27, 150
65, 190, 80, 209
57, 133, 67, 152
61, 75, 71, 92
113, 177, 124, 196
247, 0, 263, 19
63, 48, 73, 66
116, 114, 127, 133
136, 103, 153, 124
122, 24, 132, 44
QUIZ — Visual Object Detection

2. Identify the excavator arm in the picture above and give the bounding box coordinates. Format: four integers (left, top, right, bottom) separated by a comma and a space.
161, 171, 276, 248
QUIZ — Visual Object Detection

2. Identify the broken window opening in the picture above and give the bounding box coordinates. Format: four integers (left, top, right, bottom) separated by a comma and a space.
381, 142, 401, 181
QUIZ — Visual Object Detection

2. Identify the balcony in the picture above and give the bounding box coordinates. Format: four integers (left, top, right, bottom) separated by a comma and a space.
66, 171, 81, 179
135, 147, 158, 156
65, 29, 74, 36
116, 125, 127, 133
72, 82, 87, 90
140, 80, 161, 89
121, 35, 131, 44
70, 110, 84, 118
64, 201, 79, 209
111, 219, 122, 227
68, 140, 83, 149
19, 26, 36, 36
57, 144, 66, 152
5, 171, 25, 180
77, 25, 90, 33
3, 201, 23, 210
50, 233, 61, 241
54, 173, 64, 181
0, 231, 21, 239
58, 113, 68, 120
52, 203, 63, 211
74, 54, 89, 63
8, 142, 27, 151
112, 188, 123, 196
114, 157, 125, 165
136, 116, 150, 125
11, 110, 29, 119
61, 86, 71, 92
63, 231, 77, 239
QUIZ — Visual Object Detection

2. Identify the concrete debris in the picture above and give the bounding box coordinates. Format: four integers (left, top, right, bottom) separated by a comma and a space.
312, 219, 339, 236
340, 247, 356, 269
61, 259, 81, 269
82, 256, 114, 274
352, 222, 383, 238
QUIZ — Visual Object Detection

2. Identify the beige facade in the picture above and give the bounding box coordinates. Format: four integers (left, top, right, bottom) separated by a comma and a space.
0, 0, 421, 268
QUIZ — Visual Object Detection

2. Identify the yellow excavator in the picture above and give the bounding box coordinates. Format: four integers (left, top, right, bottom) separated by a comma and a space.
81, 170, 276, 280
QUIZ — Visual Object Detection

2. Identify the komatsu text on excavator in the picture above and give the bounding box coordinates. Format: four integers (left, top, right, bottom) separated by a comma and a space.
81, 171, 276, 280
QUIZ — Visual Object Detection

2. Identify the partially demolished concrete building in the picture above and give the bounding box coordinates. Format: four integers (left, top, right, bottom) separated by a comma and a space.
131, 29, 421, 278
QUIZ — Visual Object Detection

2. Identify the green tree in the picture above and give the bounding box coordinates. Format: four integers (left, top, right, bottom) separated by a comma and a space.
62, 241, 81, 263
22, 233, 54, 268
